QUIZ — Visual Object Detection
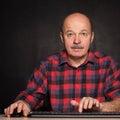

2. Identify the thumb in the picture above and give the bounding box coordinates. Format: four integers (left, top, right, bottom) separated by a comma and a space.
70, 100, 79, 107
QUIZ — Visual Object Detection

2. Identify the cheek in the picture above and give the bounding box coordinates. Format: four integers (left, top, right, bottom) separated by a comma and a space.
64, 40, 71, 47
84, 41, 92, 50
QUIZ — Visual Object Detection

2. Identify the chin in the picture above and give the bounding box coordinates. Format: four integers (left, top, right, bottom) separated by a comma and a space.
70, 53, 86, 58
71, 55, 83, 59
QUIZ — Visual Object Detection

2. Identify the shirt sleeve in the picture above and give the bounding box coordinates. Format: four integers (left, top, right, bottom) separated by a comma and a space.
14, 61, 48, 110
104, 57, 120, 101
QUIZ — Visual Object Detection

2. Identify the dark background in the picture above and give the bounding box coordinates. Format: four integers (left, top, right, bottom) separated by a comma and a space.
1, 0, 120, 113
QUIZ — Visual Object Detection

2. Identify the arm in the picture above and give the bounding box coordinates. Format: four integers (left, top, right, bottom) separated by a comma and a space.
100, 98, 120, 112
15, 62, 48, 110
100, 58, 120, 112
4, 62, 48, 117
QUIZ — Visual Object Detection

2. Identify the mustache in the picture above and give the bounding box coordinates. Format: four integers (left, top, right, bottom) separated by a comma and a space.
71, 45, 84, 49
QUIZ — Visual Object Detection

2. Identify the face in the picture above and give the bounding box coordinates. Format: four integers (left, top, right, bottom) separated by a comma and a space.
60, 13, 94, 61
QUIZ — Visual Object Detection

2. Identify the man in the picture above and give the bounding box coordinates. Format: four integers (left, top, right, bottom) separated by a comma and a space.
4, 12, 120, 117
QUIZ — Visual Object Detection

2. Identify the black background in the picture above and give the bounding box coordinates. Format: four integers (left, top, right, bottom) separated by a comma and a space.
1, 0, 120, 113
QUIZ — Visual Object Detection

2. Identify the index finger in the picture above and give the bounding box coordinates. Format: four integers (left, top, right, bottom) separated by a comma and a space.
4, 103, 18, 117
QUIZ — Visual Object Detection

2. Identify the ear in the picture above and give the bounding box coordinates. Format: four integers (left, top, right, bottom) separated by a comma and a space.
60, 32, 64, 43
91, 32, 94, 43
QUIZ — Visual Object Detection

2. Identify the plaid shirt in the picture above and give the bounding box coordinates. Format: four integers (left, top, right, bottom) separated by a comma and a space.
15, 49, 120, 112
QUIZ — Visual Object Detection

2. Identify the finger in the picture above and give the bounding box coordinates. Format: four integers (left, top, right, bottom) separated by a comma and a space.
95, 100, 100, 107
4, 108, 7, 115
22, 103, 31, 117
88, 98, 95, 109
23, 111, 28, 117
9, 103, 18, 114
5, 108, 10, 118
4, 108, 10, 117
83, 98, 90, 109
6, 107, 10, 116
70, 99, 83, 113
70, 100, 79, 107
4, 103, 17, 117
78, 98, 86, 112
17, 102, 23, 113
23, 107, 29, 117
93, 99, 101, 111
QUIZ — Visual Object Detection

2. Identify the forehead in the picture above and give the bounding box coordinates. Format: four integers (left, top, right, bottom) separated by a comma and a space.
62, 13, 92, 32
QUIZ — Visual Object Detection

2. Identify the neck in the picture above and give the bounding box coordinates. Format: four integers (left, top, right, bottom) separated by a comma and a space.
68, 55, 87, 68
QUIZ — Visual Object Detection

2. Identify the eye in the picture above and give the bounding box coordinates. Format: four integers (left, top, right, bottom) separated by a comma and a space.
82, 32, 88, 36
66, 32, 75, 38
80, 32, 88, 38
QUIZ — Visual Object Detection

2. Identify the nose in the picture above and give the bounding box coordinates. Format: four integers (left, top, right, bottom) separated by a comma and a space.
73, 34, 81, 44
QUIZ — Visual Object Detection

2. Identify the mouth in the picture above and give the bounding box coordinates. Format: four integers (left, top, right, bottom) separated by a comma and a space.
73, 48, 81, 51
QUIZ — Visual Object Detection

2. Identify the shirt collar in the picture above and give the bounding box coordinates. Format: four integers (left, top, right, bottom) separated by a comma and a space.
85, 49, 95, 64
59, 49, 69, 65
59, 48, 104, 66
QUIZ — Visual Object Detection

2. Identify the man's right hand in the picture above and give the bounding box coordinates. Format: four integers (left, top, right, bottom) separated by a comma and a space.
4, 100, 31, 117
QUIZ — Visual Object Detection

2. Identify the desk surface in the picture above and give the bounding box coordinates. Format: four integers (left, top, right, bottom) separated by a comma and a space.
0, 115, 120, 120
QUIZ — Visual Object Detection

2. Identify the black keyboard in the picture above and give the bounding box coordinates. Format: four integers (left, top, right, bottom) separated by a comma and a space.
28, 111, 120, 118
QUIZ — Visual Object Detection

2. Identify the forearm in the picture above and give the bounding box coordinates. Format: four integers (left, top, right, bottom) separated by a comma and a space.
100, 98, 120, 112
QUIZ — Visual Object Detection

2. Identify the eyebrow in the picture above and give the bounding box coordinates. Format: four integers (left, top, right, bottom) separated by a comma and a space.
65, 29, 90, 33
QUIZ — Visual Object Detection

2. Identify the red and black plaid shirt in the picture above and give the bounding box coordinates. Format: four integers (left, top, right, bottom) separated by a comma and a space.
15, 49, 120, 112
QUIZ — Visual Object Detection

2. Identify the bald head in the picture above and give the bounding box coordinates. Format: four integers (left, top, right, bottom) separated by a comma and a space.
61, 12, 93, 33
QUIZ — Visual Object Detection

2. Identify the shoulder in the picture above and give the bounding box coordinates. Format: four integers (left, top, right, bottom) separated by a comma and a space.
93, 50, 119, 68
94, 50, 111, 60
38, 50, 62, 66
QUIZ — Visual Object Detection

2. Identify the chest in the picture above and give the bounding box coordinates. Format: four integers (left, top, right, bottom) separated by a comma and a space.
47, 65, 106, 99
